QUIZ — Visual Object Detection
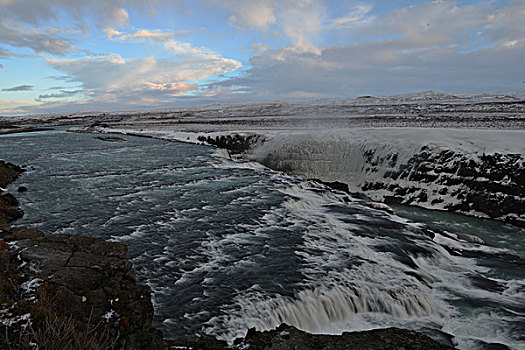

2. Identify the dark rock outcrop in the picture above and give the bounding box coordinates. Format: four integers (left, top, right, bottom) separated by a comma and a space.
0, 160, 24, 189
198, 134, 263, 156
360, 148, 525, 227
240, 324, 455, 350
179, 324, 455, 349
0, 123, 52, 135
0, 193, 24, 223
0, 161, 25, 223
1, 230, 168, 350
97, 136, 127, 142
0, 160, 167, 349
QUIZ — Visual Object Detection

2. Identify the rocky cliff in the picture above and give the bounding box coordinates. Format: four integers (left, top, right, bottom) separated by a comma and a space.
245, 130, 525, 228
0, 161, 25, 224
0, 160, 167, 349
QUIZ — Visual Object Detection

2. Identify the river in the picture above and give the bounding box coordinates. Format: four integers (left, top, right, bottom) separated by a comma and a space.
1, 128, 523, 349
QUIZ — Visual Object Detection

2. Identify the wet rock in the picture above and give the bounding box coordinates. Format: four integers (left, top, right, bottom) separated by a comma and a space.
17, 186, 27, 192
197, 133, 263, 155
317, 180, 350, 193
176, 336, 228, 349
361, 148, 525, 228
0, 160, 24, 189
233, 324, 455, 350
0, 193, 24, 223
96, 135, 127, 142
175, 324, 456, 350
0, 161, 25, 224
0, 226, 44, 241
456, 232, 485, 244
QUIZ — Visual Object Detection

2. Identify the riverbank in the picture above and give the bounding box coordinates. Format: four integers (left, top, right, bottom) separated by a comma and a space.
0, 160, 167, 349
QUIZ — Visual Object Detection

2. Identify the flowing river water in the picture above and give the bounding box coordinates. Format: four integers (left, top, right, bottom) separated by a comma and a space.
1, 129, 524, 349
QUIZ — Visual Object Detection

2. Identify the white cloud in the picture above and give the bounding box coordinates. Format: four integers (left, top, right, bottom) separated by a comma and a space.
164, 41, 215, 57
2, 0, 524, 113
35, 89, 83, 102
212, 1, 525, 99
0, 0, 138, 27
0, 0, 185, 56
0, 18, 74, 55
207, 0, 326, 51
226, 1, 276, 30
46, 47, 241, 105
214, 40, 525, 99
111, 7, 129, 26
109, 29, 193, 41
145, 82, 196, 92
327, 4, 373, 29
355, 0, 525, 50
103, 28, 123, 39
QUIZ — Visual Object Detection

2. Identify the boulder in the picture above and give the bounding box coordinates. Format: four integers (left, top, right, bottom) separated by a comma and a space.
0, 193, 24, 223
0, 160, 24, 188
174, 324, 456, 349
0, 161, 25, 224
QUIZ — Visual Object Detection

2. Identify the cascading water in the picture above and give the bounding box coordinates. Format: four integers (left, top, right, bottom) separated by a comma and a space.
1, 128, 524, 349
248, 128, 525, 227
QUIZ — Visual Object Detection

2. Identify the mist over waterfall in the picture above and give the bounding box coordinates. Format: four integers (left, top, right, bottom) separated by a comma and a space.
248, 128, 525, 227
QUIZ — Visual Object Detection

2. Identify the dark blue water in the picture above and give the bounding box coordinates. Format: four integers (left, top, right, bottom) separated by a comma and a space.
1, 129, 524, 349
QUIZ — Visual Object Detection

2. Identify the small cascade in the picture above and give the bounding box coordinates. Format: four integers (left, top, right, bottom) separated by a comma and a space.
247, 283, 437, 332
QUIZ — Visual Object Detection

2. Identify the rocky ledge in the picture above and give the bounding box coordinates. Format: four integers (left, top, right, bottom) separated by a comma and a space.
0, 124, 52, 135
242, 133, 525, 228
0, 230, 167, 349
0, 161, 25, 224
197, 134, 264, 157
0, 160, 167, 349
360, 147, 525, 227
181, 324, 454, 349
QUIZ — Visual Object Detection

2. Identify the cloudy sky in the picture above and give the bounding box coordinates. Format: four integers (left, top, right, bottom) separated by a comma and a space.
0, 0, 524, 114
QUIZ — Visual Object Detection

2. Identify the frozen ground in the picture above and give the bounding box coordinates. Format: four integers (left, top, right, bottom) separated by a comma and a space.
1, 91, 525, 131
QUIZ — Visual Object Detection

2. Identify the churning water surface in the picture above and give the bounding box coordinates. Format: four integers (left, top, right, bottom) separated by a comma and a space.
2, 129, 524, 350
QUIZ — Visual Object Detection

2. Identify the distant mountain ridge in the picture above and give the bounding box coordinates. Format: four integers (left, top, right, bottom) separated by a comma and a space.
356, 90, 520, 103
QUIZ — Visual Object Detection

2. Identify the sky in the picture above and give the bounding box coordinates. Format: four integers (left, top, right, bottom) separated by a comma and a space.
0, 0, 524, 115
